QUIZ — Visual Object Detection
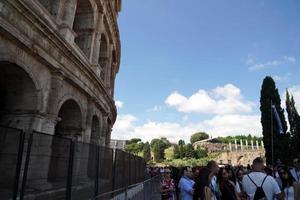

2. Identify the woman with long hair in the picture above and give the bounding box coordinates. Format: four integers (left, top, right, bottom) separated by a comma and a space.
217, 167, 240, 200
278, 167, 300, 200
197, 167, 214, 200
160, 168, 176, 200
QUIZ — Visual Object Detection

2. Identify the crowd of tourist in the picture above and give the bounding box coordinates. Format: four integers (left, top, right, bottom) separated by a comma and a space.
154, 157, 300, 200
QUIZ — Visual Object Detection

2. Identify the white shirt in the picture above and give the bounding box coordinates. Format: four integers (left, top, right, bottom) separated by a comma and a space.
242, 172, 281, 200
283, 186, 294, 200
290, 168, 300, 183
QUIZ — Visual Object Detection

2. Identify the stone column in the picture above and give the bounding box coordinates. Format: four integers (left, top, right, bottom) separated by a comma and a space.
261, 141, 264, 149
256, 140, 259, 149
229, 142, 232, 152
235, 139, 237, 151
251, 140, 254, 150
245, 140, 248, 150
240, 139, 243, 151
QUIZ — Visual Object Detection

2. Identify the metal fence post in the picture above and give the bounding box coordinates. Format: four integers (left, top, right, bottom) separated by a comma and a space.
111, 149, 117, 193
94, 145, 100, 197
13, 130, 25, 200
66, 139, 75, 200
20, 132, 33, 200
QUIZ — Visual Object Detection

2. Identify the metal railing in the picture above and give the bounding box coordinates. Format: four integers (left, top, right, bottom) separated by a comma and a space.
0, 126, 147, 200
94, 175, 161, 200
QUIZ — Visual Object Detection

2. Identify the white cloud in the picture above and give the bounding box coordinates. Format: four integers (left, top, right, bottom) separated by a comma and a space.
245, 55, 296, 71
165, 84, 253, 115
115, 100, 124, 109
112, 114, 262, 143
148, 105, 162, 112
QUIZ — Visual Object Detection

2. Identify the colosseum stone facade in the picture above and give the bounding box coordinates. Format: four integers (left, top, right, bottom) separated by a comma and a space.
0, 0, 121, 146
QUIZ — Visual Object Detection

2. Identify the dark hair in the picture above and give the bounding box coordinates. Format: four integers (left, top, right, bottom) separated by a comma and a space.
217, 168, 227, 189
236, 168, 244, 180
198, 167, 211, 200
207, 160, 217, 170
253, 157, 264, 165
279, 166, 295, 189
225, 165, 236, 183
181, 166, 191, 176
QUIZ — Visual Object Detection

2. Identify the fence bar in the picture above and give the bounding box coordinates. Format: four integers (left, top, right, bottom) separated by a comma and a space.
20, 132, 33, 200
111, 149, 117, 192
12, 130, 25, 200
94, 145, 100, 197
66, 140, 75, 200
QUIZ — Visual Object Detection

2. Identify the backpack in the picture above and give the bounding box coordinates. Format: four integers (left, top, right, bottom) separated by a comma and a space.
247, 174, 268, 200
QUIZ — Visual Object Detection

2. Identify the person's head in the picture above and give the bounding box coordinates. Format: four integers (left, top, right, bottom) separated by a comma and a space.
252, 157, 265, 171
217, 167, 229, 186
278, 166, 295, 188
293, 158, 298, 167
295, 158, 300, 170
225, 165, 236, 183
236, 168, 244, 181
182, 166, 193, 178
193, 167, 200, 178
164, 168, 172, 179
207, 160, 219, 175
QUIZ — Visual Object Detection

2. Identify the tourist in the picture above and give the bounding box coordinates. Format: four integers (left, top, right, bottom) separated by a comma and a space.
236, 167, 248, 200
290, 159, 300, 183
179, 166, 195, 200
278, 166, 300, 200
193, 167, 201, 200
207, 160, 221, 200
160, 168, 176, 200
242, 157, 283, 200
197, 167, 214, 200
217, 167, 239, 200
226, 165, 241, 194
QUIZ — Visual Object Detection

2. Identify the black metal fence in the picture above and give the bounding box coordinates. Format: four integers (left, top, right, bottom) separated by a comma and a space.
0, 126, 146, 200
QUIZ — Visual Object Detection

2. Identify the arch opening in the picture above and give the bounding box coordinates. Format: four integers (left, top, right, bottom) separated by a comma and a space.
48, 99, 82, 182
73, 0, 94, 58
99, 34, 108, 81
88, 115, 100, 179
0, 62, 38, 127
37, 0, 60, 16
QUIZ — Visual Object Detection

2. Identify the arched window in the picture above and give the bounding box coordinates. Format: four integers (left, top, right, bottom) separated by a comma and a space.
99, 35, 108, 80
37, 0, 60, 16
73, 0, 94, 58
87, 115, 100, 178
48, 99, 82, 182
0, 62, 38, 126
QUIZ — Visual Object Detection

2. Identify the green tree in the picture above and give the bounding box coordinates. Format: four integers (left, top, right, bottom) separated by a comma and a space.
125, 138, 144, 155
260, 76, 289, 165
195, 147, 208, 159
178, 140, 185, 159
190, 132, 209, 144
286, 91, 300, 158
173, 145, 180, 159
153, 140, 166, 162
185, 143, 195, 158
143, 142, 151, 162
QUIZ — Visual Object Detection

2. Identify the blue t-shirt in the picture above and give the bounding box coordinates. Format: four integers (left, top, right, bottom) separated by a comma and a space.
179, 176, 195, 200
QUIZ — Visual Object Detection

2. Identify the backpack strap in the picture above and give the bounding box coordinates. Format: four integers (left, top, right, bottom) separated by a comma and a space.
247, 174, 258, 187
260, 175, 268, 187
247, 174, 268, 187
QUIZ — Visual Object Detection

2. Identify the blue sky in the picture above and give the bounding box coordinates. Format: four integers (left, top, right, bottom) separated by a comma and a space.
111, 0, 300, 143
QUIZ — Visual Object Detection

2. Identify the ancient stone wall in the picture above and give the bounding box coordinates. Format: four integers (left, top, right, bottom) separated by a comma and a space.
0, 0, 122, 145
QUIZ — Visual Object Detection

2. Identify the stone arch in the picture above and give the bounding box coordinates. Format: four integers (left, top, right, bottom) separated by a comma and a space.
37, 0, 61, 16
0, 61, 40, 128
87, 115, 100, 178
48, 99, 82, 182
73, 0, 95, 58
55, 99, 83, 137
99, 34, 108, 80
